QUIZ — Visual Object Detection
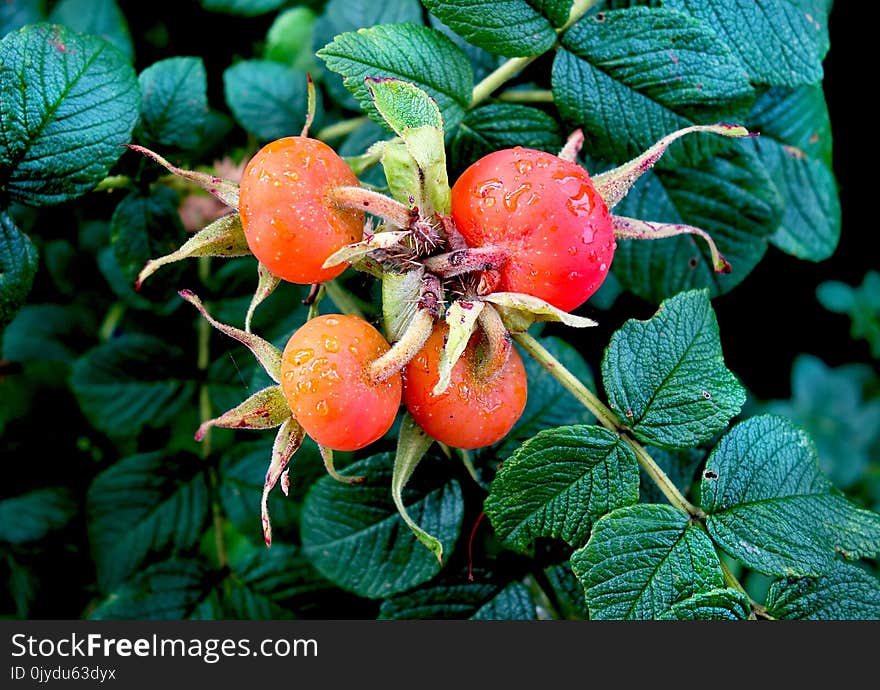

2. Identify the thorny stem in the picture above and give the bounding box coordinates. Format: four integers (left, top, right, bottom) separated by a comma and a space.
327, 185, 415, 228
197, 256, 228, 569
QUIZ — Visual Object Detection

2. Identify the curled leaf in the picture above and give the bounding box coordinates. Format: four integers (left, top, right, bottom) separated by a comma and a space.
321, 230, 411, 269
483, 292, 598, 332
319, 445, 364, 485
245, 262, 282, 333
195, 385, 290, 441
612, 216, 731, 274
262, 417, 306, 546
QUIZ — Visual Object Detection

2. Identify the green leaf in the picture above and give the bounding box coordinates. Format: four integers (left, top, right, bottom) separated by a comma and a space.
49, 0, 133, 61
656, 588, 751, 620
87, 450, 210, 591
368, 77, 443, 132
602, 289, 746, 449
701, 415, 880, 577
0, 212, 38, 328
543, 562, 589, 619
500, 336, 596, 456
221, 544, 341, 619
71, 334, 197, 437
223, 61, 309, 141
89, 559, 212, 620
0, 488, 76, 544
422, 0, 557, 57
663, 0, 829, 87
110, 187, 187, 291
451, 104, 562, 171
470, 581, 537, 620
0, 23, 140, 205
265, 7, 316, 69
765, 562, 880, 620
748, 86, 839, 260
817, 271, 880, 359
763, 356, 880, 489
136, 57, 208, 149
571, 504, 725, 620
313, 0, 425, 112
200, 0, 286, 16
1, 0, 45, 38
318, 23, 473, 133
610, 146, 782, 301
553, 7, 753, 169
378, 571, 513, 619
486, 425, 640, 551
2, 303, 94, 365
301, 453, 464, 599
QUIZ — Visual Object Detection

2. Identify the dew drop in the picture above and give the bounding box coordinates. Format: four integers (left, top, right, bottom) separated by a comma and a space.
348, 345, 359, 356
515, 159, 533, 175
477, 179, 503, 197
599, 263, 607, 272
323, 335, 340, 353
291, 348, 314, 366
536, 157, 551, 168
324, 317, 339, 326
457, 383, 470, 399
567, 246, 578, 256
484, 197, 496, 207
503, 183, 531, 212
315, 400, 329, 416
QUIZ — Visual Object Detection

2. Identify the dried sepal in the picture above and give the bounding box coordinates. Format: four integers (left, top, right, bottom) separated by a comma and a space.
475, 303, 512, 382
262, 417, 306, 546
245, 262, 282, 333
195, 385, 290, 441
434, 299, 484, 395
483, 292, 599, 332
321, 229, 411, 269
593, 124, 753, 209
126, 144, 240, 208
136, 213, 249, 289
179, 289, 282, 382
612, 215, 731, 274
301, 73, 316, 137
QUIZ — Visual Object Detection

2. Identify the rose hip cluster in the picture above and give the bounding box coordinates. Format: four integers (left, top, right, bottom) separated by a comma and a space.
237, 134, 616, 452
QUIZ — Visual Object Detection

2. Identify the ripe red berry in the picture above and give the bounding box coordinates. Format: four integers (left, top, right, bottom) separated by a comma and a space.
403, 325, 528, 449
239, 136, 363, 284
450, 147, 616, 312
280, 314, 401, 451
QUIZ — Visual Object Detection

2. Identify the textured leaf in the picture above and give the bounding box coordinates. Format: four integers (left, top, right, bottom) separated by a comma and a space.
378, 571, 507, 619
200, 0, 286, 16
765, 562, 880, 620
817, 271, 880, 359
223, 60, 309, 141
748, 86, 839, 260
0, 488, 77, 544
301, 453, 464, 598
49, 0, 133, 60
71, 334, 197, 437
2, 303, 94, 364
553, 7, 753, 169
110, 187, 187, 289
0, 23, 140, 205
451, 104, 562, 170
656, 588, 751, 620
544, 562, 589, 619
763, 356, 880, 489
87, 451, 210, 591
89, 559, 212, 620
701, 415, 880, 577
470, 581, 536, 620
602, 289, 745, 449
422, 0, 556, 57
501, 336, 596, 456
664, 0, 829, 87
137, 57, 208, 149
0, 212, 38, 328
571, 504, 724, 620
486, 425, 640, 551
610, 146, 782, 301
368, 77, 443, 133
318, 23, 473, 133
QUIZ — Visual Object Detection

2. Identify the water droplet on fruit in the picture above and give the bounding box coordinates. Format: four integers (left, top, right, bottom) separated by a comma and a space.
536, 157, 551, 168
348, 345, 359, 356
291, 348, 314, 366
283, 170, 299, 181
484, 197, 496, 207
309, 356, 329, 373
283, 371, 295, 381
457, 383, 471, 399
568, 271, 581, 281
315, 400, 329, 416
599, 263, 607, 272
297, 380, 314, 395
323, 367, 341, 382
515, 159, 533, 175
568, 246, 578, 256
324, 317, 339, 326
503, 183, 531, 211
323, 336, 340, 353
477, 179, 503, 197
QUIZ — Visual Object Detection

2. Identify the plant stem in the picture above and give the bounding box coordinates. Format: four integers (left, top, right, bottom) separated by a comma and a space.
98, 301, 126, 340
512, 331, 619, 430
621, 435, 704, 518
197, 256, 228, 569
513, 330, 704, 518
497, 89, 555, 103
471, 56, 540, 108
523, 574, 562, 620
316, 116, 370, 141
717, 552, 773, 620
93, 175, 133, 192
560, 0, 602, 32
